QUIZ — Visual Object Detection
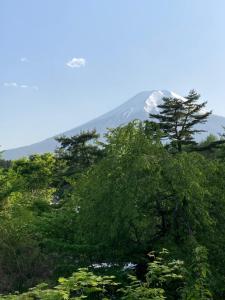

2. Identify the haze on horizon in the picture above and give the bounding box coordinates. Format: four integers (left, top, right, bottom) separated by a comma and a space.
1, 0, 225, 150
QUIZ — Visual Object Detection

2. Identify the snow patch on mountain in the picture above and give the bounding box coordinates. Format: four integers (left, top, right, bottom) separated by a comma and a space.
122, 107, 134, 118
144, 90, 186, 113
4, 90, 225, 160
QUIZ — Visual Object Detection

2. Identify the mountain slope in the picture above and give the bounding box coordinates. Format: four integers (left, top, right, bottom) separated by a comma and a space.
4, 90, 225, 160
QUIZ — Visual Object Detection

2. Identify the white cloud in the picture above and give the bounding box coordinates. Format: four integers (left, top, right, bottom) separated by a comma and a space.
20, 57, 29, 63
3, 82, 18, 87
3, 82, 38, 91
20, 84, 28, 88
66, 57, 86, 68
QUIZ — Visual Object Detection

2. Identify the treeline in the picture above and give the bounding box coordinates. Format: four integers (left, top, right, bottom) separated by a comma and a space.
1, 90, 225, 299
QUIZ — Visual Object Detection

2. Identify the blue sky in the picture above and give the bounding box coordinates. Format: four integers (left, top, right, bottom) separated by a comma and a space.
1, 0, 225, 150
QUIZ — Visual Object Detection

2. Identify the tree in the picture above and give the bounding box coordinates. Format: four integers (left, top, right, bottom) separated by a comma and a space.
11, 153, 55, 191
0, 268, 118, 299
54, 130, 104, 198
0, 148, 11, 170
150, 90, 212, 153
0, 188, 53, 293
74, 122, 215, 263
191, 131, 225, 157
0, 160, 11, 169
1, 249, 212, 300
182, 246, 212, 299
122, 249, 184, 300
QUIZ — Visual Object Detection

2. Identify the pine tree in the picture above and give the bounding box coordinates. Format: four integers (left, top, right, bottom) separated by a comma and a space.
149, 90, 212, 152
55, 130, 103, 175
54, 130, 104, 198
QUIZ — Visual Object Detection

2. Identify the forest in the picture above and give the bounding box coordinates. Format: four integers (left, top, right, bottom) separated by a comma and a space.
1, 91, 225, 299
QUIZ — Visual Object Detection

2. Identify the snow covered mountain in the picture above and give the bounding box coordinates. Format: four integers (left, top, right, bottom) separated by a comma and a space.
4, 90, 225, 160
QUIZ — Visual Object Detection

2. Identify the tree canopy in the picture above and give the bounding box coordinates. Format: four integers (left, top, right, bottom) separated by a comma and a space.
150, 90, 212, 152
1, 92, 225, 299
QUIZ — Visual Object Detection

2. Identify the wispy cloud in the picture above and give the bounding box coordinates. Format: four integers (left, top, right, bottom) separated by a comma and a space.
20, 57, 29, 63
66, 57, 86, 68
3, 82, 39, 91
3, 82, 18, 87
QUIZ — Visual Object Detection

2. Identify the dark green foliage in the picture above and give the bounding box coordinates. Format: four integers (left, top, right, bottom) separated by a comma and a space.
150, 90, 212, 153
0, 268, 119, 299
1, 102, 225, 299
121, 249, 185, 300
182, 246, 212, 299
74, 122, 217, 263
0, 189, 53, 293
55, 130, 103, 176
0, 249, 212, 299
193, 134, 225, 157
0, 159, 11, 169
54, 130, 104, 198
11, 153, 55, 191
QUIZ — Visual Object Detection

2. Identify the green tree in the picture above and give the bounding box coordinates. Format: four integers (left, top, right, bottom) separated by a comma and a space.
122, 249, 184, 300
54, 130, 104, 198
74, 121, 215, 263
0, 189, 53, 293
0, 268, 118, 300
150, 90, 211, 153
11, 153, 55, 191
182, 246, 212, 300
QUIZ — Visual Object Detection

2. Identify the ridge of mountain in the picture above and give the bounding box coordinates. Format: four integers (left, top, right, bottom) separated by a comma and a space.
4, 90, 225, 160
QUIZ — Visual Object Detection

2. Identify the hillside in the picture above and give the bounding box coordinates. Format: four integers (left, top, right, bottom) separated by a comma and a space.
4, 90, 225, 160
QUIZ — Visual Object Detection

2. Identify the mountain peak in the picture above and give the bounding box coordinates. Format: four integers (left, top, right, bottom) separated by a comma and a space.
4, 90, 225, 160
143, 90, 186, 113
